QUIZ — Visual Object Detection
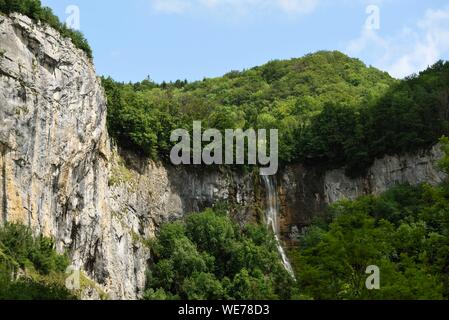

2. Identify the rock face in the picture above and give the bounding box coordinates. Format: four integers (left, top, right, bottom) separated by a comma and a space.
278, 145, 447, 242
105, 147, 261, 299
109, 147, 260, 235
1, 13, 447, 299
0, 12, 111, 296
324, 145, 446, 203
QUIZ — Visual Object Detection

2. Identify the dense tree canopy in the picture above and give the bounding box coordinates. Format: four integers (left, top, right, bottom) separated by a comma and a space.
301, 60, 449, 175
0, 0, 92, 58
103, 51, 395, 161
103, 51, 449, 175
144, 208, 297, 300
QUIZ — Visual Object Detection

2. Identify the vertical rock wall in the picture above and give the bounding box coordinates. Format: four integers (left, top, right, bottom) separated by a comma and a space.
278, 145, 447, 242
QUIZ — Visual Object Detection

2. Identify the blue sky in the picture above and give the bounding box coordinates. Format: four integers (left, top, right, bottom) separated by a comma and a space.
41, 0, 449, 83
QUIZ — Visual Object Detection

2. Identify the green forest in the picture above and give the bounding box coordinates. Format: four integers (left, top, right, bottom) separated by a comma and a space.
0, 224, 76, 300
292, 162, 449, 299
144, 208, 296, 300
102, 52, 449, 175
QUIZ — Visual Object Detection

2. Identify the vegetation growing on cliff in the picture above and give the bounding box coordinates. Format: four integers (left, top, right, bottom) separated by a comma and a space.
0, 0, 92, 58
290, 138, 449, 300
103, 51, 449, 175
0, 223, 76, 300
144, 208, 297, 300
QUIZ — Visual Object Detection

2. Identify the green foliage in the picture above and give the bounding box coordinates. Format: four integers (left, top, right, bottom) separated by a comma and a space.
293, 181, 449, 300
0, 223, 76, 300
103, 51, 449, 175
439, 136, 449, 174
102, 77, 178, 159
103, 51, 394, 162
145, 209, 295, 300
0, 277, 76, 300
0, 0, 92, 58
298, 60, 449, 175
0, 223, 69, 275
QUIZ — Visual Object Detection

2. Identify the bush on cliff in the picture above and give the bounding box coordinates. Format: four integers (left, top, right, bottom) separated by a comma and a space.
0, 0, 92, 58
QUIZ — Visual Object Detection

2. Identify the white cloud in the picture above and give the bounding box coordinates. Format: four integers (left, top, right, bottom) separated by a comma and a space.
150, 0, 319, 16
346, 6, 449, 78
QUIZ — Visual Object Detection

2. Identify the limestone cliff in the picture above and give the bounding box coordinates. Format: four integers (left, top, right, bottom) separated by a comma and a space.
0, 12, 112, 297
278, 145, 447, 242
0, 13, 261, 299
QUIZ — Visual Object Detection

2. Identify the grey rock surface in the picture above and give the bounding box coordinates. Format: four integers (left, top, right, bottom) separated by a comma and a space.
324, 144, 446, 203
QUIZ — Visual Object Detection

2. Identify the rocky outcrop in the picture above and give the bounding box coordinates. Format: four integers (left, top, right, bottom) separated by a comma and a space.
0, 12, 111, 296
109, 147, 260, 233
323, 144, 446, 203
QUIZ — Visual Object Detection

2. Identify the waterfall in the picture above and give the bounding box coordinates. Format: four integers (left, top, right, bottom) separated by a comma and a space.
261, 175, 296, 279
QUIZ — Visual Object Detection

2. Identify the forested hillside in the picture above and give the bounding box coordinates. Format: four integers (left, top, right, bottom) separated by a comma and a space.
103, 51, 394, 162
103, 51, 449, 175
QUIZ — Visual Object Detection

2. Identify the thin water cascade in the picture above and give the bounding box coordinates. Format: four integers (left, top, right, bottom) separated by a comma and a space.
261, 175, 296, 280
